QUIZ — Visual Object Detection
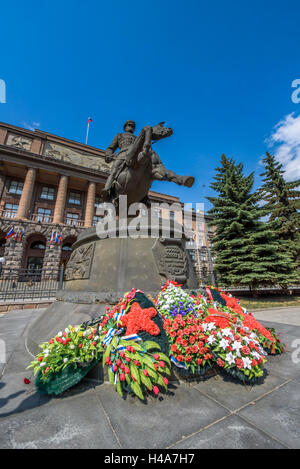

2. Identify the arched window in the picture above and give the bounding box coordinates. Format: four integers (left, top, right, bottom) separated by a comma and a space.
62, 243, 73, 251
30, 241, 46, 250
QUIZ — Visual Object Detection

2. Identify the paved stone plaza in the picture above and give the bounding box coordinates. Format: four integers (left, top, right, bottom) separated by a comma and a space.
0, 306, 300, 449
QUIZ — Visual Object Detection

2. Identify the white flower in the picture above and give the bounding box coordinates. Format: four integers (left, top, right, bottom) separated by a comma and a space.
207, 335, 216, 345
219, 338, 229, 350
206, 322, 216, 331
222, 328, 233, 338
65, 328, 70, 334
94, 335, 99, 341
70, 345, 75, 350
44, 349, 49, 354
83, 331, 87, 337
57, 331, 62, 337
40, 362, 46, 367
252, 351, 261, 360
64, 358, 68, 363
242, 336, 250, 345
232, 341, 242, 355
242, 357, 252, 370
225, 352, 235, 365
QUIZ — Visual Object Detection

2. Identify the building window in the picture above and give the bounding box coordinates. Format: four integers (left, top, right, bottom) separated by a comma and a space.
37, 208, 52, 222
40, 186, 55, 200
68, 191, 81, 205
4, 203, 18, 217
30, 241, 46, 250
153, 208, 161, 219
170, 211, 175, 221
66, 212, 79, 225
94, 196, 102, 208
62, 243, 73, 251
9, 180, 23, 195
93, 215, 103, 225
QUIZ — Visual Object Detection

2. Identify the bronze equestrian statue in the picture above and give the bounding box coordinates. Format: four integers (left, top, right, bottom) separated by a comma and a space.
102, 120, 195, 208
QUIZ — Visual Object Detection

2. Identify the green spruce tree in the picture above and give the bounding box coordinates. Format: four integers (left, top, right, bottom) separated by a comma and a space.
260, 152, 300, 271
207, 155, 298, 290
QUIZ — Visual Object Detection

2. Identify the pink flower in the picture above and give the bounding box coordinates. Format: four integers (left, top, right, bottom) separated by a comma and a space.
153, 386, 159, 395
120, 373, 126, 381
142, 369, 148, 376
217, 358, 225, 367
163, 377, 169, 386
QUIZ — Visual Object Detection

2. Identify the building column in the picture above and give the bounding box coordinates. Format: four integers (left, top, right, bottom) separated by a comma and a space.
53, 175, 68, 224
0, 173, 5, 199
84, 181, 96, 227
17, 167, 37, 220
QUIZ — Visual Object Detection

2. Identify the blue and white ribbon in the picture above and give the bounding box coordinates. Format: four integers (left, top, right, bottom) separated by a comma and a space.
115, 308, 126, 322
170, 355, 188, 370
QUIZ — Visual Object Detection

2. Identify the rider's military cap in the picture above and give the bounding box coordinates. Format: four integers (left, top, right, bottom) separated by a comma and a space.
123, 120, 136, 131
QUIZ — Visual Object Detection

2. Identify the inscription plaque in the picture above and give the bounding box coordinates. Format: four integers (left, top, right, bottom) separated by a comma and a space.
65, 242, 95, 281
152, 238, 188, 284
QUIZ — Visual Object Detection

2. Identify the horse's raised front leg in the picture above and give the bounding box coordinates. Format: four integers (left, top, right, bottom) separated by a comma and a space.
137, 126, 152, 164
152, 163, 194, 187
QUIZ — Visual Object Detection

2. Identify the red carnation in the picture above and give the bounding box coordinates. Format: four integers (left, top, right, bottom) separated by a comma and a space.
142, 369, 148, 376
153, 386, 159, 395
153, 354, 160, 360
120, 373, 126, 382
196, 358, 202, 365
235, 358, 244, 369
241, 346, 250, 355
124, 366, 130, 374
159, 361, 165, 368
163, 377, 169, 386
49, 339, 54, 344
24, 378, 30, 384
217, 358, 225, 367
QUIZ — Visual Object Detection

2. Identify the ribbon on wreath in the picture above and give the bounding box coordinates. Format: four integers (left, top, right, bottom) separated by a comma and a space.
170, 355, 188, 370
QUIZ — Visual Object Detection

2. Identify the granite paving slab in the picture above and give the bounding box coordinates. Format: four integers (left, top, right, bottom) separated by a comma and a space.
94, 382, 229, 449
0, 393, 121, 449
193, 370, 288, 411
238, 380, 300, 448
171, 414, 287, 449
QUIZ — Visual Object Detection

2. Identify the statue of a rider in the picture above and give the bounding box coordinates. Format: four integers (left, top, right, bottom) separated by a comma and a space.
102, 120, 194, 203
102, 120, 137, 199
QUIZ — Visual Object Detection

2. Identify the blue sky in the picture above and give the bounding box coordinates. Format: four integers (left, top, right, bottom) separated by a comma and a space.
1, 0, 300, 210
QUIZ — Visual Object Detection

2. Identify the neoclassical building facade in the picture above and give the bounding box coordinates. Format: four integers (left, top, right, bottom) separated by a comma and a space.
0, 122, 215, 283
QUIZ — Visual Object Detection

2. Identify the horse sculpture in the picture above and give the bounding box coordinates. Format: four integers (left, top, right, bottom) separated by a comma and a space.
102, 122, 195, 209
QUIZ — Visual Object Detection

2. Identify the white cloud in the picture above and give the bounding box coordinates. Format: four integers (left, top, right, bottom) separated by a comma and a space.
267, 113, 300, 180
22, 121, 40, 131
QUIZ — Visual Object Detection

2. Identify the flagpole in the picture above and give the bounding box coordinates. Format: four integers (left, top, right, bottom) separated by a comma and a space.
85, 120, 90, 145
